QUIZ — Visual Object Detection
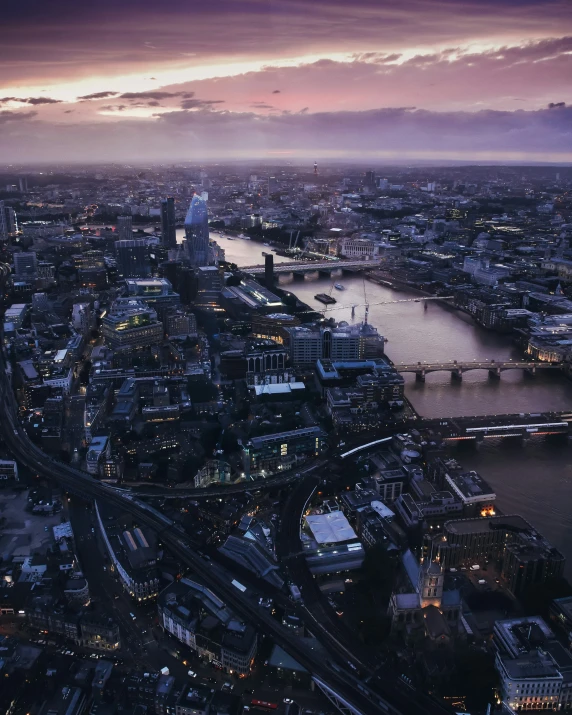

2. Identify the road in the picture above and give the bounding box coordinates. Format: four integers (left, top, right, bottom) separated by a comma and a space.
0, 350, 452, 715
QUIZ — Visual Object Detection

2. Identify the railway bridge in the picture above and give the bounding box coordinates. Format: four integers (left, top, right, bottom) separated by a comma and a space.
396, 359, 562, 381
242, 259, 382, 276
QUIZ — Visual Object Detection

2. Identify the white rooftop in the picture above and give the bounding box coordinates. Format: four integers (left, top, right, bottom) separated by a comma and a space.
305, 511, 358, 545
370, 500, 394, 519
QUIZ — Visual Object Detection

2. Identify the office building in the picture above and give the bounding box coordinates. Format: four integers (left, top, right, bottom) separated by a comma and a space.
96, 502, 159, 601
0, 460, 18, 486
13, 251, 37, 278
102, 300, 163, 353
115, 239, 150, 278
286, 323, 385, 366
161, 197, 177, 248
0, 201, 17, 238
437, 515, 565, 595
196, 265, 223, 309
158, 578, 257, 674
494, 617, 572, 713
243, 426, 327, 477
86, 435, 111, 475
185, 195, 210, 267
117, 215, 133, 241
125, 278, 180, 311
5, 303, 28, 328
72, 302, 91, 335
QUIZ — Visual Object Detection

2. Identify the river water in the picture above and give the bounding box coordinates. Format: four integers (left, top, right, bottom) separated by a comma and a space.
200, 234, 572, 572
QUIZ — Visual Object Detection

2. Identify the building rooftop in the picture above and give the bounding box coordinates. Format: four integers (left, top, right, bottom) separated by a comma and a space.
305, 511, 358, 545
445, 470, 496, 504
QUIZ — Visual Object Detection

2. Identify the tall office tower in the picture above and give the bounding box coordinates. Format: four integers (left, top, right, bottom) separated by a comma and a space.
19, 178, 28, 193
14, 251, 38, 278
115, 239, 150, 278
365, 169, 376, 186
117, 215, 133, 242
184, 194, 210, 267
160, 197, 177, 248
0, 201, 17, 239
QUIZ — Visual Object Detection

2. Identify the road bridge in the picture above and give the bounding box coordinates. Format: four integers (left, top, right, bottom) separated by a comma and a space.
241, 259, 382, 275
396, 359, 562, 381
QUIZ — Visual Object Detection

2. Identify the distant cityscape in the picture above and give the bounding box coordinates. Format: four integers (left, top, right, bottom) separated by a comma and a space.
1, 162, 572, 715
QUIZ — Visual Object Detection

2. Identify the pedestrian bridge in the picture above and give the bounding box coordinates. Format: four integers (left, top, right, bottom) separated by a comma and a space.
396, 359, 562, 381
242, 259, 382, 275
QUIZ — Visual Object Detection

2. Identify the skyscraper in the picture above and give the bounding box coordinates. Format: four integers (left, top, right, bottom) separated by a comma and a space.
160, 197, 177, 249
115, 239, 150, 278
0, 201, 17, 239
184, 195, 210, 267
117, 215, 133, 242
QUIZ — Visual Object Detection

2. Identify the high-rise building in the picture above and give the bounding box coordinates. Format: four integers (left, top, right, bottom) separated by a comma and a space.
0, 201, 17, 239
184, 195, 210, 267
13, 251, 37, 278
115, 239, 150, 278
117, 215, 133, 242
160, 197, 177, 249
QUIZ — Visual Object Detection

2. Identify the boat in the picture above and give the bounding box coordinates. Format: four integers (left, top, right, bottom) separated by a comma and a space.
334, 283, 345, 291
315, 293, 337, 305
261, 251, 269, 256
226, 236, 235, 240
263, 243, 270, 246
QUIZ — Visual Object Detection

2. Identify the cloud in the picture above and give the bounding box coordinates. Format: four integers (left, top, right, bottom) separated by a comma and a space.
180, 98, 225, 109
0, 110, 37, 123
548, 101, 566, 108
250, 102, 274, 109
99, 104, 128, 112
0, 96, 61, 105
78, 91, 119, 100
119, 90, 194, 100
2, 0, 571, 89
272, 90, 281, 94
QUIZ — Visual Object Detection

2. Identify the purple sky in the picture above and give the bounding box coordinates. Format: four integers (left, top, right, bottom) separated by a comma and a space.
1, 0, 572, 163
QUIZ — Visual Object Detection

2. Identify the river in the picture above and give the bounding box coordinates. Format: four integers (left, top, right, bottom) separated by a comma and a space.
197, 233, 572, 571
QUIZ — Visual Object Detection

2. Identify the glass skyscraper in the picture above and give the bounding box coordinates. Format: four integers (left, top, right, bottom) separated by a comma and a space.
160, 197, 177, 248
184, 195, 210, 267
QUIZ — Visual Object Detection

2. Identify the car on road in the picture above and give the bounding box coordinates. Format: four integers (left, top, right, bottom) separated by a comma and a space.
187, 670, 197, 678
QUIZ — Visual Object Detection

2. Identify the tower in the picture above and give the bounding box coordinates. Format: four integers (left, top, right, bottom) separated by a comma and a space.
418, 558, 444, 609
115, 239, 150, 278
184, 194, 210, 268
160, 197, 177, 249
117, 215, 133, 242
314, 162, 318, 176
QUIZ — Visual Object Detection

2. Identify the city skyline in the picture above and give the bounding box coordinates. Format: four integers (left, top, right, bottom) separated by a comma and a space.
1, 0, 572, 163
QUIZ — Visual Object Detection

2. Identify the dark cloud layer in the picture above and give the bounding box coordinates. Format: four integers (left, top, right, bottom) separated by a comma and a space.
0, 96, 61, 105
0, 110, 38, 123
2, 0, 571, 86
78, 91, 119, 100
1, 104, 571, 162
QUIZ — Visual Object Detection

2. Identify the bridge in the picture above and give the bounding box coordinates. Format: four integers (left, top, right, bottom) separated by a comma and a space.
242, 259, 382, 275
396, 359, 562, 381
419, 412, 571, 442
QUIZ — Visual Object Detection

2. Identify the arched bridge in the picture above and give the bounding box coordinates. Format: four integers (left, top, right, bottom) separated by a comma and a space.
397, 359, 562, 381
242, 259, 382, 275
